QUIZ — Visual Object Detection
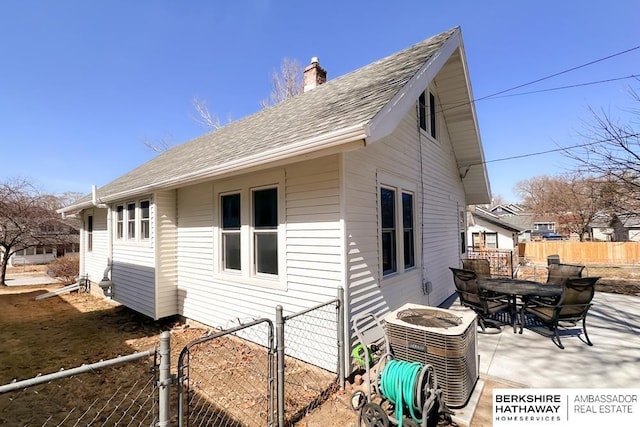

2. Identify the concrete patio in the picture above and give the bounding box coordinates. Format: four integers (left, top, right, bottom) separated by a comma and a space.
449, 290, 640, 425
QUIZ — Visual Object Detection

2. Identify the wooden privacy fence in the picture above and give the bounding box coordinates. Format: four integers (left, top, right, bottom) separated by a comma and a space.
519, 241, 640, 265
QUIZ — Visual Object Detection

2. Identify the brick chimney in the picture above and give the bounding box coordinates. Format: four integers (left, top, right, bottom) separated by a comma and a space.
303, 57, 327, 92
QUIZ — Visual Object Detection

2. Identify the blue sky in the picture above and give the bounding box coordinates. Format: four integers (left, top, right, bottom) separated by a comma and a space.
1, 0, 638, 202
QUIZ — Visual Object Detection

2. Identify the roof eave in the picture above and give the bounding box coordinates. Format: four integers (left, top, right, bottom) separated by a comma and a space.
60, 123, 369, 211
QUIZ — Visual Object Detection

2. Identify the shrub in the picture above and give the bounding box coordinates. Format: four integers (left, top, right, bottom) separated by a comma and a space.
47, 255, 80, 285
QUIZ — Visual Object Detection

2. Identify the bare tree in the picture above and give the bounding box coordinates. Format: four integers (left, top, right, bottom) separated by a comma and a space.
260, 57, 304, 108
565, 83, 640, 214
191, 97, 225, 130
0, 178, 75, 285
144, 58, 304, 153
515, 174, 607, 241
142, 133, 175, 154
56, 191, 85, 207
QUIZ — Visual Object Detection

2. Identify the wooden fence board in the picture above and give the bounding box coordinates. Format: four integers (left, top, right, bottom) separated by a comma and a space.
520, 241, 640, 265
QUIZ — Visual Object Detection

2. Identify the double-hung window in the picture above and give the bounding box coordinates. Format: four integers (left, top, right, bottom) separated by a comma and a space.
127, 202, 136, 239
253, 188, 278, 275
140, 200, 150, 240
379, 174, 417, 279
116, 205, 124, 239
221, 193, 241, 271
216, 171, 284, 287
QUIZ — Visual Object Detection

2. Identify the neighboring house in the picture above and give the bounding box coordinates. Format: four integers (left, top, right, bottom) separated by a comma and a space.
467, 206, 523, 251
500, 213, 534, 243
59, 27, 490, 371
489, 203, 525, 217
6, 219, 80, 267
611, 213, 640, 242
531, 216, 560, 240
587, 212, 614, 242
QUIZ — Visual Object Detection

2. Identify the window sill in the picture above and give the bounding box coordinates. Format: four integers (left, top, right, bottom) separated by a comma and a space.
419, 129, 439, 144
381, 268, 419, 287
215, 272, 287, 291
113, 239, 153, 248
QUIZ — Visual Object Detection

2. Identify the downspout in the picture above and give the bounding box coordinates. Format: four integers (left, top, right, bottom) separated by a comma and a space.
98, 261, 113, 297
339, 153, 352, 377
92, 185, 114, 298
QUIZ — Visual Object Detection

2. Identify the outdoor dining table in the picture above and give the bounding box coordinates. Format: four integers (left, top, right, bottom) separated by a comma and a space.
478, 278, 563, 333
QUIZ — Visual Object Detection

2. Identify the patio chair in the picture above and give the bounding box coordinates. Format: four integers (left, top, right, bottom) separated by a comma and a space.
546, 263, 585, 285
520, 276, 599, 349
525, 262, 587, 306
449, 267, 511, 333
462, 258, 491, 279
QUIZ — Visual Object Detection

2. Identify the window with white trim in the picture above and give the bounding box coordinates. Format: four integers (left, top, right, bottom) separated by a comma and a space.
472, 232, 498, 249
116, 205, 124, 239
87, 214, 93, 252
127, 202, 136, 239
253, 188, 278, 275
221, 192, 241, 271
379, 175, 417, 278
140, 200, 150, 240
418, 89, 438, 139
114, 198, 151, 242
215, 171, 284, 286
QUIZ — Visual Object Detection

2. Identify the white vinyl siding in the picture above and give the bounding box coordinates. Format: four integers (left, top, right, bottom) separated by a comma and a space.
467, 218, 518, 251
111, 196, 156, 318
176, 159, 342, 371
81, 208, 110, 290
344, 101, 465, 323
155, 190, 178, 318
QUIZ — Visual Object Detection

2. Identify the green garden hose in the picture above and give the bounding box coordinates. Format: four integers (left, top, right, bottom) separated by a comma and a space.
379, 359, 424, 426
352, 343, 374, 367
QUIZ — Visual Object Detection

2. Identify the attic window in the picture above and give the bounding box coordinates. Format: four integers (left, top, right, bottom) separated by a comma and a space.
418, 90, 438, 139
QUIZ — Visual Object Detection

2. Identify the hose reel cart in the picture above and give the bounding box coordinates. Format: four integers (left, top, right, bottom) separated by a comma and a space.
351, 312, 453, 427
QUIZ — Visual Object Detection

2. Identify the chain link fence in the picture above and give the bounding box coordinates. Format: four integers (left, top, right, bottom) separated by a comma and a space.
0, 290, 345, 427
177, 318, 276, 427
0, 349, 159, 426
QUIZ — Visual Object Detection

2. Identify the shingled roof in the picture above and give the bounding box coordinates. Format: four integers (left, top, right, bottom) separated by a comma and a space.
62, 27, 487, 213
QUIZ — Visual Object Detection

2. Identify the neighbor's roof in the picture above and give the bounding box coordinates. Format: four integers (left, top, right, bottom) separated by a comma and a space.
472, 207, 525, 233
62, 26, 489, 213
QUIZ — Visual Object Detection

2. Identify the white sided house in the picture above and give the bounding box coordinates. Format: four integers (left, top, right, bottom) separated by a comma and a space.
467, 206, 523, 251
60, 27, 490, 371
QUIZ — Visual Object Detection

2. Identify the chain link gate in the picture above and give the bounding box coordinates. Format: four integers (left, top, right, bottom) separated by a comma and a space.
177, 318, 276, 427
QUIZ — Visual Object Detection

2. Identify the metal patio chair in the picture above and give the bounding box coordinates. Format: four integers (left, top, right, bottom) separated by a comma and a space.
546, 263, 585, 285
449, 267, 511, 333
520, 276, 599, 349
462, 258, 491, 279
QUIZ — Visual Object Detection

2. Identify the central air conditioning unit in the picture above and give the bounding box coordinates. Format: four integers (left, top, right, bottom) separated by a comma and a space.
384, 303, 478, 408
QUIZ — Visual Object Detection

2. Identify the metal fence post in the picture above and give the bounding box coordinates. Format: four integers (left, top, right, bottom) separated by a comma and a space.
158, 331, 171, 427
276, 305, 285, 427
336, 286, 345, 390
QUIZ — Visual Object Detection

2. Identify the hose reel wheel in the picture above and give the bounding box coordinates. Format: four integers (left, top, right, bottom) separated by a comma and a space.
359, 402, 389, 427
